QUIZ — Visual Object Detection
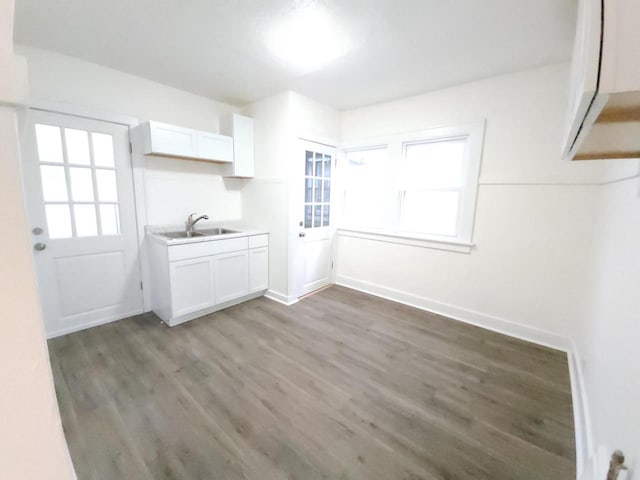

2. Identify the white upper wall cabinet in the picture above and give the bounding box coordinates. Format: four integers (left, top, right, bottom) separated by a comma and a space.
220, 113, 254, 177
563, 0, 640, 161
137, 121, 233, 163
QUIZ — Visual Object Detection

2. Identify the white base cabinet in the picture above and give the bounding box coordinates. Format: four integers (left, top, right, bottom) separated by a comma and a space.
249, 247, 269, 293
214, 250, 249, 304
148, 233, 268, 326
169, 257, 215, 317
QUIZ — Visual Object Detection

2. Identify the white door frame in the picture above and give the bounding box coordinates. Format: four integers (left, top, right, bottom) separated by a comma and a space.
289, 135, 338, 299
21, 99, 152, 314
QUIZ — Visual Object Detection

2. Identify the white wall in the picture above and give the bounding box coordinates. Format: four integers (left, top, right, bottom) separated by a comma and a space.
336, 63, 640, 477
16, 45, 242, 225
579, 170, 640, 477
13, 36, 640, 480
241, 92, 292, 299
336, 64, 603, 342
290, 92, 341, 144
288, 93, 340, 297
241, 92, 340, 302
0, 2, 75, 478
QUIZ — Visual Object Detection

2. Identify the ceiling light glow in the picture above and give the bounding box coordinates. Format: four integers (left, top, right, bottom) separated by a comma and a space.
266, 4, 352, 75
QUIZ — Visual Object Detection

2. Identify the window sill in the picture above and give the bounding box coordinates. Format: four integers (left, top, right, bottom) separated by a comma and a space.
336, 227, 474, 254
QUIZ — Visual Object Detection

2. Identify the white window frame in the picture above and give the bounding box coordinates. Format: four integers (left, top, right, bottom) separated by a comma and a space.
338, 121, 485, 254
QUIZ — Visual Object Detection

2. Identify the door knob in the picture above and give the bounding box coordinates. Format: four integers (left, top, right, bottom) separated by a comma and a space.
299, 232, 306, 237
34, 242, 46, 251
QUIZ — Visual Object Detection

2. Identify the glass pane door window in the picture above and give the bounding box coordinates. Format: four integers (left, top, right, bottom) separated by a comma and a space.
35, 124, 121, 239
304, 150, 332, 228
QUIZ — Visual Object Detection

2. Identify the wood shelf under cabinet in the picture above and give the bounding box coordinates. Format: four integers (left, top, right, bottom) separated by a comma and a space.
572, 92, 640, 161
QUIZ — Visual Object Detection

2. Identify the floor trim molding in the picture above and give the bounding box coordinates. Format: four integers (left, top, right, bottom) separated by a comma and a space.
336, 274, 571, 351
335, 274, 593, 480
46, 308, 144, 339
265, 289, 299, 306
567, 342, 595, 480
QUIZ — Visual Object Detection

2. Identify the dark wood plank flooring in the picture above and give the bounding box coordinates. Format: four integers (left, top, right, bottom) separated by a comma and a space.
49, 286, 575, 480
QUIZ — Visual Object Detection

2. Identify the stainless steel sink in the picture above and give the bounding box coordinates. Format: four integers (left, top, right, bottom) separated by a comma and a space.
161, 231, 207, 239
199, 227, 239, 236
159, 228, 240, 239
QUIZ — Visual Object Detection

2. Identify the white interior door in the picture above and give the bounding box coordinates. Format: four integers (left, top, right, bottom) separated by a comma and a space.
295, 140, 335, 297
21, 110, 143, 337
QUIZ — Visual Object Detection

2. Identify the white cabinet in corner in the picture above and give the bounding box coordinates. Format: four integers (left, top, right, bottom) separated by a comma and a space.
563, 0, 640, 161
220, 113, 254, 177
248, 232, 269, 293
148, 232, 269, 327
249, 247, 269, 293
138, 121, 233, 163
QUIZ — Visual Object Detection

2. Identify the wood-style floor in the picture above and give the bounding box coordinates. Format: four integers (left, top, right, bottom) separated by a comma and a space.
49, 286, 575, 480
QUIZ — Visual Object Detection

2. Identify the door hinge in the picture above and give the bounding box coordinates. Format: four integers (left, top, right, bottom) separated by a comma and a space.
129, 142, 133, 154
140, 281, 144, 290
331, 261, 334, 270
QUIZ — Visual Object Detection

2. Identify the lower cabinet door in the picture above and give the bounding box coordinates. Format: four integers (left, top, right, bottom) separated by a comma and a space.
169, 257, 215, 317
213, 250, 249, 304
249, 247, 269, 293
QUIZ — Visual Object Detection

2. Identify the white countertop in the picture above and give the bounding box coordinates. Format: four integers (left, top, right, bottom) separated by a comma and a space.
146, 223, 268, 246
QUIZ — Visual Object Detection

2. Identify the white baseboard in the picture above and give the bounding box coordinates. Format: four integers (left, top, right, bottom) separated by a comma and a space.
579, 446, 609, 480
593, 447, 610, 480
265, 289, 299, 306
166, 291, 266, 327
336, 274, 571, 351
46, 308, 144, 339
335, 274, 593, 480
567, 342, 595, 480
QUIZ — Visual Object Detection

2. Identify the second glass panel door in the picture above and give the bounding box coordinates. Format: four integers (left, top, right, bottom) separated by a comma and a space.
304, 150, 331, 228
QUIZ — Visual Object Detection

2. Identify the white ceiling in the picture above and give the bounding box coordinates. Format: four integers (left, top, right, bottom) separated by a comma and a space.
13, 0, 577, 110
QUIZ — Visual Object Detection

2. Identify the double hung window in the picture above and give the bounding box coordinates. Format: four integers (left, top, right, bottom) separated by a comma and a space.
340, 122, 484, 250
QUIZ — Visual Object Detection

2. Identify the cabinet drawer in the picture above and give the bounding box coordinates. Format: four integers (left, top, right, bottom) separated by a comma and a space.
248, 234, 268, 249
168, 237, 249, 262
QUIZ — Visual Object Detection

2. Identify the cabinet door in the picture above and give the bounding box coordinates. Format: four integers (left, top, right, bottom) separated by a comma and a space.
149, 121, 198, 158
169, 257, 214, 317
232, 115, 254, 177
249, 247, 269, 293
196, 131, 233, 163
213, 250, 249, 304
563, 0, 603, 158
221, 114, 254, 178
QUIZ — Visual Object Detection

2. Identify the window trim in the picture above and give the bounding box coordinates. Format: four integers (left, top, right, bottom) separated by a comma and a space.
339, 121, 485, 253
337, 227, 475, 254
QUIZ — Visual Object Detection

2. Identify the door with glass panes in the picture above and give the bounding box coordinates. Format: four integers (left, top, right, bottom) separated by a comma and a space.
297, 140, 335, 296
21, 110, 142, 337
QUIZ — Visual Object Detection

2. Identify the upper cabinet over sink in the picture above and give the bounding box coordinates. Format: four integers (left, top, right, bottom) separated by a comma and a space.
137, 121, 234, 163
563, 0, 640, 161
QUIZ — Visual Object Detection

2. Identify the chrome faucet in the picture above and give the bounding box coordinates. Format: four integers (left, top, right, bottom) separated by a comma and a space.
186, 213, 209, 236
